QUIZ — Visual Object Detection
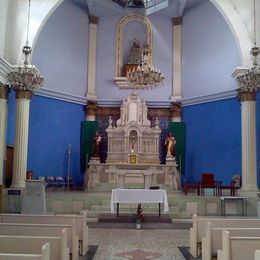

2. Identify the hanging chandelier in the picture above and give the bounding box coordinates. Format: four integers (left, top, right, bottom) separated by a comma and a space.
236, 0, 260, 94
8, 0, 44, 92
127, 44, 164, 89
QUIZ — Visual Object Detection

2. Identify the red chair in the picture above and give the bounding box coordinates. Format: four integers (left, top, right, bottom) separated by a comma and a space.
198, 173, 219, 196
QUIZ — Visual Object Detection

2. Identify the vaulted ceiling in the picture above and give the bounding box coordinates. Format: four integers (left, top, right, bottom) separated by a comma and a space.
72, 0, 204, 17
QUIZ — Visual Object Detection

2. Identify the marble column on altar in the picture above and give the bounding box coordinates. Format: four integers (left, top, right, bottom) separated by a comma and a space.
0, 83, 9, 186
171, 17, 182, 101
233, 67, 258, 196
86, 15, 99, 99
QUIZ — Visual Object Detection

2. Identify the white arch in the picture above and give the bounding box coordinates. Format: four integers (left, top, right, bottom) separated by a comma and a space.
115, 13, 153, 77
209, 0, 255, 67
5, 0, 64, 65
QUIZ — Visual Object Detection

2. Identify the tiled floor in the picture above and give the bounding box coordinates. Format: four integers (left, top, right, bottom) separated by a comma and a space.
85, 228, 190, 260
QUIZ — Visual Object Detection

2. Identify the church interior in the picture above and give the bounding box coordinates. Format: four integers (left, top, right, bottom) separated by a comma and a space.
0, 0, 260, 259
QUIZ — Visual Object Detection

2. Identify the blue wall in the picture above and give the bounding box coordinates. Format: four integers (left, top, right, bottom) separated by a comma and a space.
7, 93, 85, 185
183, 98, 242, 185
6, 93, 259, 188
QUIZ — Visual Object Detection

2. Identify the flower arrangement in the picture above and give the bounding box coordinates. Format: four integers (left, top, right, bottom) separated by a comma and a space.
136, 203, 143, 222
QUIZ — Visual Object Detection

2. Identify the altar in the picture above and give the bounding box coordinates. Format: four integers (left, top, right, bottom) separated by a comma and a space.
86, 160, 180, 191
85, 92, 181, 191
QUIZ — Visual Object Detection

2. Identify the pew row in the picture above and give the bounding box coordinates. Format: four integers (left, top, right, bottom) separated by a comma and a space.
202, 221, 260, 260
0, 230, 69, 260
0, 222, 78, 260
217, 230, 260, 260
255, 250, 260, 260
0, 243, 50, 260
0, 212, 88, 255
190, 213, 260, 257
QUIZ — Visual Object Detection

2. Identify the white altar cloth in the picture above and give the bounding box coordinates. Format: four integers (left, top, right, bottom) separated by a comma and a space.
110, 189, 169, 213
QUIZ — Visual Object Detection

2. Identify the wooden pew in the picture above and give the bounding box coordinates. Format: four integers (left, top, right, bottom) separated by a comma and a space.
217, 230, 260, 260
190, 213, 260, 257
202, 221, 260, 260
255, 250, 260, 260
0, 229, 69, 260
0, 222, 78, 260
0, 242, 50, 260
0, 212, 88, 255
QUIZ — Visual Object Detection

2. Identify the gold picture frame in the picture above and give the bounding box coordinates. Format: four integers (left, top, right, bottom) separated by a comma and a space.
130, 154, 137, 164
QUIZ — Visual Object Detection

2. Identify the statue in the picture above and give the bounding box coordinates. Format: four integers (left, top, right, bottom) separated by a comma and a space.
165, 132, 176, 159
128, 39, 140, 64
92, 131, 102, 159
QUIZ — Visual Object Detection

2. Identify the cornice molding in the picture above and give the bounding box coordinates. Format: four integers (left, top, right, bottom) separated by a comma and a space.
0, 57, 11, 84
35, 87, 87, 105
35, 87, 237, 108
182, 90, 237, 106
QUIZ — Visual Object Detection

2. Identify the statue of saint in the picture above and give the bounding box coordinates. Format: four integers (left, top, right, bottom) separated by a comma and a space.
165, 132, 176, 159
128, 39, 140, 64
92, 131, 102, 158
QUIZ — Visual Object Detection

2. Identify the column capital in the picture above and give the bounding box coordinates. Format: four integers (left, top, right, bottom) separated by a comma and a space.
86, 100, 98, 116
172, 17, 182, 26
170, 102, 182, 119
15, 90, 33, 100
89, 15, 99, 24
237, 89, 256, 102
0, 83, 9, 99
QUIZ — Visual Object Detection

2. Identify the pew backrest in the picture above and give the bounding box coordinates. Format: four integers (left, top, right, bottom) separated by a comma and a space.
0, 212, 87, 255
0, 229, 69, 260
0, 242, 50, 260
202, 221, 260, 260
0, 223, 78, 260
217, 230, 260, 260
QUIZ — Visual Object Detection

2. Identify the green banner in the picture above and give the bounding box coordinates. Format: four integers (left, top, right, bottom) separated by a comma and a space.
80, 121, 99, 173
167, 122, 186, 175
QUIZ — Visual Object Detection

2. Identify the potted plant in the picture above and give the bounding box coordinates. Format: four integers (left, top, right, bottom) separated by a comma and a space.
136, 203, 143, 229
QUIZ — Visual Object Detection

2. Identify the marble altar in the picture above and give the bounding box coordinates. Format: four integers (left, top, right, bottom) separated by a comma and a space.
86, 160, 180, 191
85, 93, 180, 191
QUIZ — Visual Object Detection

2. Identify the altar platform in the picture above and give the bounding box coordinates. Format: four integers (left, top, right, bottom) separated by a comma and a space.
2, 182, 258, 219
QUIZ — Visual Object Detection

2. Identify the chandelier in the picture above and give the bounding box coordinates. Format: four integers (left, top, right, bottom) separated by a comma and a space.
236, 0, 260, 94
127, 44, 164, 89
8, 0, 44, 92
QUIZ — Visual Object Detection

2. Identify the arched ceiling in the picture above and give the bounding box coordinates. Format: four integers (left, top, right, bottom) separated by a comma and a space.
1, 0, 259, 68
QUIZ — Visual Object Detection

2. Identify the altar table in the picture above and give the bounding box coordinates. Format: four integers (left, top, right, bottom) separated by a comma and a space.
110, 188, 169, 216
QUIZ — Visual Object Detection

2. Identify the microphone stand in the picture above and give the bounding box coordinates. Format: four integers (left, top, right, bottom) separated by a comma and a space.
67, 144, 72, 191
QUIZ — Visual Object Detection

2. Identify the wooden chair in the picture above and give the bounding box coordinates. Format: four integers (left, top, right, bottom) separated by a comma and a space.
198, 173, 219, 196
217, 175, 241, 196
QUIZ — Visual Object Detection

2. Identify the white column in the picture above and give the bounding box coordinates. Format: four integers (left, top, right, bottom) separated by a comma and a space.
86, 15, 99, 99
171, 17, 182, 100
239, 92, 258, 193
11, 90, 32, 188
0, 84, 9, 186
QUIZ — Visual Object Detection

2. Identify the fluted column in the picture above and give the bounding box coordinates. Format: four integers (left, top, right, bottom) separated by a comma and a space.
11, 90, 33, 188
238, 91, 258, 194
0, 83, 9, 186
171, 17, 182, 100
86, 15, 99, 99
